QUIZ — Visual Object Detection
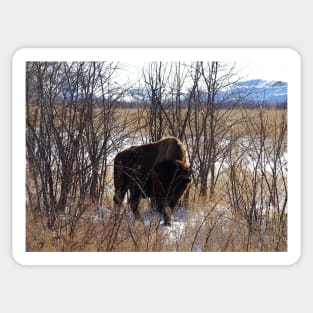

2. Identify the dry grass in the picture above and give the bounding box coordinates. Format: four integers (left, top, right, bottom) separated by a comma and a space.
26, 106, 287, 252
25, 214, 285, 254
112, 107, 287, 141
27, 104, 286, 140
26, 180, 287, 252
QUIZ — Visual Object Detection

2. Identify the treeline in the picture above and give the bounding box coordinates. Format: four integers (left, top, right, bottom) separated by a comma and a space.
91, 100, 288, 109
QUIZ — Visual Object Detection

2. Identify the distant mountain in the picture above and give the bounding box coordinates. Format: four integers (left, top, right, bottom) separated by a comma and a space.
127, 79, 288, 106
225, 79, 287, 105
50, 79, 287, 106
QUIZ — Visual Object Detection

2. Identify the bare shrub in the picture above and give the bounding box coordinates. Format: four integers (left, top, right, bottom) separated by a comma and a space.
26, 62, 127, 229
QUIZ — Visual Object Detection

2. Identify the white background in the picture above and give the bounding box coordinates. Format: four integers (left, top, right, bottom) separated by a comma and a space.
1, 1, 310, 312
12, 48, 301, 266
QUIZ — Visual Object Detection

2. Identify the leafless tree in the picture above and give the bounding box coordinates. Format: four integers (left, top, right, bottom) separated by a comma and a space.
142, 62, 169, 141
26, 61, 124, 228
185, 61, 241, 198
225, 107, 287, 251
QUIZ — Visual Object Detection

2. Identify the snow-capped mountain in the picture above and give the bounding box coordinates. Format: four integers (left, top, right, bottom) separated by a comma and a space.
226, 79, 287, 105
128, 79, 288, 106
51, 79, 287, 106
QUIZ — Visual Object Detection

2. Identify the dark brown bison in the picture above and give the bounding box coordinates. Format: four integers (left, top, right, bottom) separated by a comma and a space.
113, 137, 191, 225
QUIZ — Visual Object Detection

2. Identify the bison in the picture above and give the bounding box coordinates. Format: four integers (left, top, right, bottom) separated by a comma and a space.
113, 137, 191, 225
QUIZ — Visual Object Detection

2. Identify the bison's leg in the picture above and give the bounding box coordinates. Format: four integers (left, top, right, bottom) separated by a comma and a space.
129, 189, 141, 220
113, 179, 128, 209
163, 207, 172, 226
113, 184, 127, 205
113, 161, 129, 209
156, 198, 172, 226
149, 169, 170, 224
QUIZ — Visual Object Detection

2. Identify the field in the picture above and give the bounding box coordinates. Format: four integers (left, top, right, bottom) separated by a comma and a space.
25, 61, 288, 252
26, 105, 287, 252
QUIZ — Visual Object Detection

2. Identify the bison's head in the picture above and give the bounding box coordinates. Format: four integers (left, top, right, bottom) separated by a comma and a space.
168, 162, 191, 207
151, 160, 191, 207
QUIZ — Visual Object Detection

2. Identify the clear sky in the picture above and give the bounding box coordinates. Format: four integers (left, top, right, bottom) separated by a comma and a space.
238, 60, 288, 82
117, 60, 289, 87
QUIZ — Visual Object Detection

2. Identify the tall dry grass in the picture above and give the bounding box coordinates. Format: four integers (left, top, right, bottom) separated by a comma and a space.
26, 107, 287, 252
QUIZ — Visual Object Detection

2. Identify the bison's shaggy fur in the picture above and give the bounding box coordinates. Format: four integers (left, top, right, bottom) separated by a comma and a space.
113, 137, 191, 225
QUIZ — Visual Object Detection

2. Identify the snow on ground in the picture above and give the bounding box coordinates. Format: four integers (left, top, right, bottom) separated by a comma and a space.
93, 205, 194, 247
98, 134, 287, 249
36, 131, 286, 250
